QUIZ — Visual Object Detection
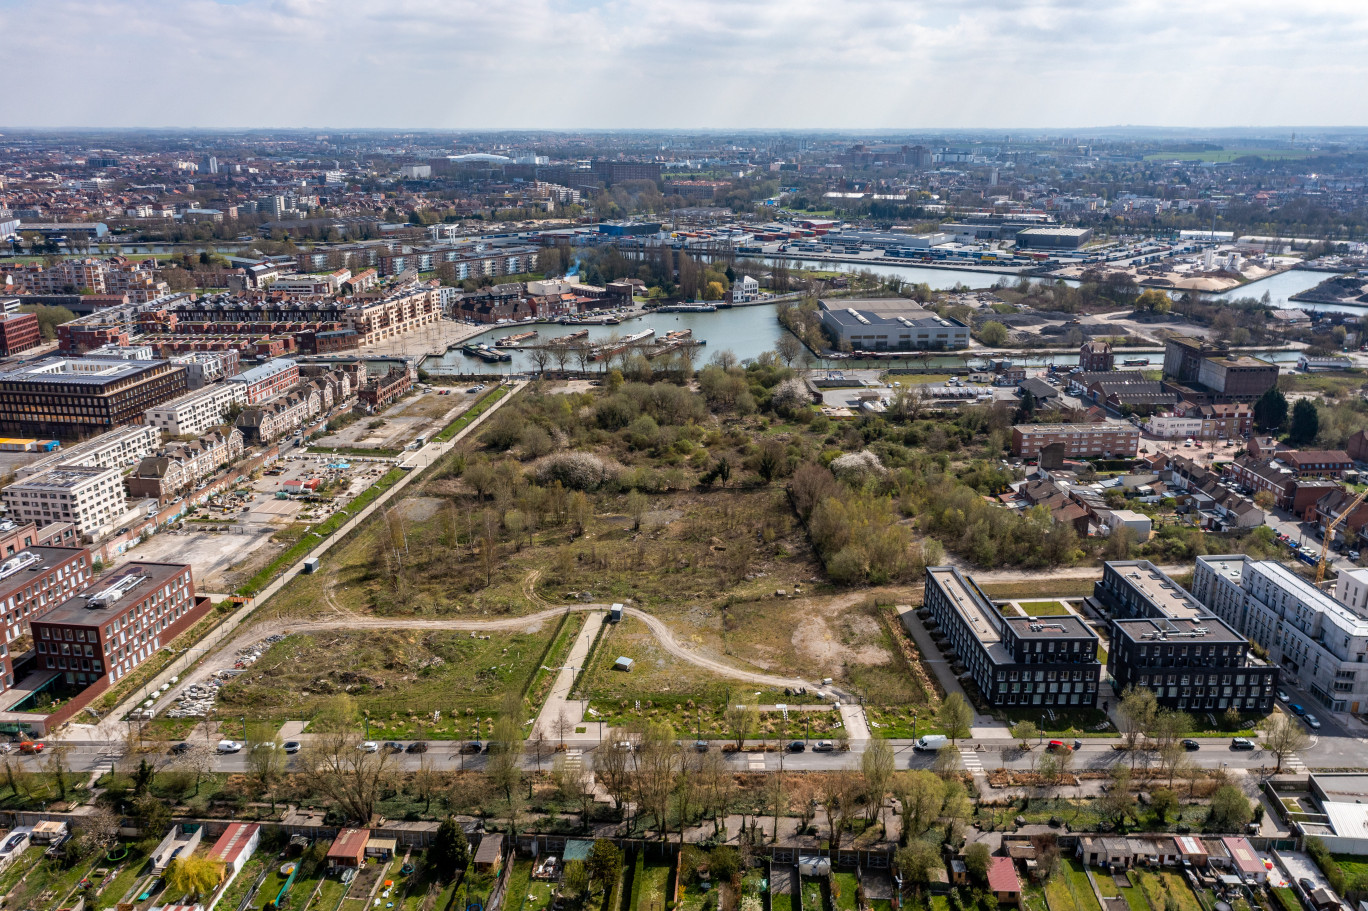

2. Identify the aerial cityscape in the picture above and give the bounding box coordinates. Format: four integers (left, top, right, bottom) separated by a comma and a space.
4, 2, 1368, 911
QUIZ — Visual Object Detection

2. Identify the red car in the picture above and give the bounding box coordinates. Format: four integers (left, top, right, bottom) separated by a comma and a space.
19, 741, 43, 754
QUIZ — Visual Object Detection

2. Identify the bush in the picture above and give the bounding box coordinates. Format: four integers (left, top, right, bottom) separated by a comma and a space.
830, 450, 885, 482
534, 451, 617, 491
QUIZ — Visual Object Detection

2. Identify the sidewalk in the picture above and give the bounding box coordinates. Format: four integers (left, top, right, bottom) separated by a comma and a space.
894, 604, 1009, 739
532, 610, 606, 743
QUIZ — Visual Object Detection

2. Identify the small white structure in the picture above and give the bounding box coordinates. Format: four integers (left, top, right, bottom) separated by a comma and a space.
1105, 509, 1153, 543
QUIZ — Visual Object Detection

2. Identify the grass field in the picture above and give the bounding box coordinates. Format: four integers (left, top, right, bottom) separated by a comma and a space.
979, 580, 1098, 600
1017, 600, 1073, 616
217, 625, 558, 737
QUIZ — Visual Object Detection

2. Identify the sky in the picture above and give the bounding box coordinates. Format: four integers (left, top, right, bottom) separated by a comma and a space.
4, 0, 1368, 130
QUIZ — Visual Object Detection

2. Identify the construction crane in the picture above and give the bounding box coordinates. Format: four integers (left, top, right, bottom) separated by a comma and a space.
1317, 486, 1368, 584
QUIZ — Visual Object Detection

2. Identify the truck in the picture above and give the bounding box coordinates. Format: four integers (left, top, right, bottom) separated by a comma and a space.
914, 735, 948, 752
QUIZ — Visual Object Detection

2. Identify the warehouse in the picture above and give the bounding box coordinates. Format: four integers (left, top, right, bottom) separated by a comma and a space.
1013, 227, 1093, 250
818, 298, 969, 351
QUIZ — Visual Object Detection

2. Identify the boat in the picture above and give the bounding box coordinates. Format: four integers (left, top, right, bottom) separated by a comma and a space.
547, 329, 590, 345
656, 303, 717, 313
461, 343, 512, 363
591, 329, 655, 360
495, 330, 538, 348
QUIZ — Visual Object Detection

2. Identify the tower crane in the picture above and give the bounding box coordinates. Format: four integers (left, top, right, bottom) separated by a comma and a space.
1316, 486, 1368, 584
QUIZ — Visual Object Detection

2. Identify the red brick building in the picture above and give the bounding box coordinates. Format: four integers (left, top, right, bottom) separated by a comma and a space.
31, 562, 204, 689
0, 313, 41, 357
1078, 339, 1114, 372
0, 544, 94, 690
1011, 422, 1140, 459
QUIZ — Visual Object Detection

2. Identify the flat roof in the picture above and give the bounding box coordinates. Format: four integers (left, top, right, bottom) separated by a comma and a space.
1197, 555, 1248, 585
1004, 614, 1095, 640
0, 357, 174, 385
35, 562, 188, 627
6, 464, 121, 490
1248, 559, 1368, 627
1112, 616, 1246, 645
1014, 422, 1137, 433
928, 567, 1008, 659
1108, 560, 1205, 620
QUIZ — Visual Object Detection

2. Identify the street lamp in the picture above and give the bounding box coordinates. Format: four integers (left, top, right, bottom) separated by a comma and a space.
1039, 715, 1045, 746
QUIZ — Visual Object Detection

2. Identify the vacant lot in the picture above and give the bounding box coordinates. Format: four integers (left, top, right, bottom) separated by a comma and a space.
216, 625, 556, 737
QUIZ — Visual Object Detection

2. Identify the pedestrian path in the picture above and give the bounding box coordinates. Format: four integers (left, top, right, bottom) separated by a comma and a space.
1284, 753, 1307, 772
960, 748, 984, 773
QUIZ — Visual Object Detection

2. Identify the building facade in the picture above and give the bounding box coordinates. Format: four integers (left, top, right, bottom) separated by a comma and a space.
144, 383, 247, 438
819, 298, 970, 351
16, 425, 161, 480
1, 465, 128, 538
1095, 560, 1278, 713
0, 313, 41, 357
227, 358, 299, 405
1011, 422, 1140, 459
0, 545, 94, 690
0, 357, 188, 438
924, 567, 1101, 708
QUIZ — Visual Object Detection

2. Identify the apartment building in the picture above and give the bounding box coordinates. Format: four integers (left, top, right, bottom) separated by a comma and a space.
1094, 560, 1278, 713
1011, 422, 1140, 459
1, 466, 127, 538
235, 391, 313, 444
924, 567, 1101, 708
0, 545, 94, 689
0, 313, 41, 357
32, 561, 205, 689
126, 428, 244, 502
170, 350, 240, 388
16, 425, 161, 479
1194, 555, 1368, 713
226, 358, 299, 405
144, 383, 246, 438
0, 357, 188, 438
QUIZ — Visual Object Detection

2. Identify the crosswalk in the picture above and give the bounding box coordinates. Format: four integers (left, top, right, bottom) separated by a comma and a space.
1284, 753, 1306, 772
747, 754, 767, 771
960, 748, 984, 773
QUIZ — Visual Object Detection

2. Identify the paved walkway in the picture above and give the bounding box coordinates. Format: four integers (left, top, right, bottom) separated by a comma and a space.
532, 610, 606, 743
895, 604, 1008, 738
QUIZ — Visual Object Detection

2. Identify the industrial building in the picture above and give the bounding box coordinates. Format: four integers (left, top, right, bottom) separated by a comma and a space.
923, 567, 1101, 708
1162, 337, 1277, 400
1094, 560, 1277, 713
1013, 227, 1093, 250
818, 298, 970, 351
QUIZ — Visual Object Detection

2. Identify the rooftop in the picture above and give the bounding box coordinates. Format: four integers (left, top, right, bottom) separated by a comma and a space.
0, 357, 175, 386
35, 562, 188, 627
229, 358, 297, 385
928, 566, 1008, 659
1248, 559, 1368, 627
1003, 614, 1095, 640
1111, 616, 1246, 645
1108, 560, 1205, 620
7, 464, 121, 490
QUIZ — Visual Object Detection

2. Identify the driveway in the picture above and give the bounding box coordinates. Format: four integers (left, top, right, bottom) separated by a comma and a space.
895, 605, 1008, 737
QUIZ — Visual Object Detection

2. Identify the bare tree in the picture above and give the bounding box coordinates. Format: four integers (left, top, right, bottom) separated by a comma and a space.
300, 730, 396, 824
775, 333, 802, 367
552, 345, 571, 375
527, 346, 553, 377
594, 729, 633, 813
572, 339, 594, 375
552, 752, 596, 830
1265, 714, 1311, 773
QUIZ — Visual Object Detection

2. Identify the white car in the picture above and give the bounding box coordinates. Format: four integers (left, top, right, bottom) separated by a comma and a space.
216, 740, 243, 754
1304, 714, 1322, 730
358, 741, 379, 753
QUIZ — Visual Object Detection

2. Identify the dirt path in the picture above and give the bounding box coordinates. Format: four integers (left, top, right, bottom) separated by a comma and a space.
522, 569, 550, 610
944, 561, 1189, 583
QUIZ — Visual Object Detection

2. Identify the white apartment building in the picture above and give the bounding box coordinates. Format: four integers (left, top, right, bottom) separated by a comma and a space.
144, 384, 246, 438
1336, 569, 1368, 615
2, 466, 128, 538
1194, 555, 1368, 713
15, 425, 162, 479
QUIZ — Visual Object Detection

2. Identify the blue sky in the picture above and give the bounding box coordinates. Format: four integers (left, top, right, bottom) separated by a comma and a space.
3, 0, 1366, 129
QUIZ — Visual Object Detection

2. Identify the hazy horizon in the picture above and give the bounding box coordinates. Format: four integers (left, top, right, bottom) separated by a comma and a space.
4, 0, 1367, 131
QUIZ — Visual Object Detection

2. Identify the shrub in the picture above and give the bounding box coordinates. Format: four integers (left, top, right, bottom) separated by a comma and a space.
830, 449, 885, 482
535, 451, 617, 491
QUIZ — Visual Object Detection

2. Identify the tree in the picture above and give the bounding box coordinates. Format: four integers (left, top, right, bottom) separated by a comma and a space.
775, 333, 803, 366
553, 752, 596, 829
978, 321, 1009, 347
818, 771, 864, 851
725, 703, 759, 749
938, 693, 973, 744
595, 729, 633, 812
964, 842, 991, 886
1289, 399, 1320, 445
634, 721, 681, 838
487, 712, 525, 833
587, 840, 622, 894
1098, 766, 1136, 829
1253, 387, 1288, 432
527, 346, 553, 377
1209, 784, 1253, 831
1011, 721, 1039, 751
246, 730, 286, 812
1118, 686, 1157, 760
165, 855, 224, 900
299, 729, 395, 825
1265, 713, 1312, 773
563, 860, 590, 899
895, 841, 943, 894
429, 817, 469, 882
1151, 788, 1179, 824
895, 771, 946, 842
861, 738, 895, 825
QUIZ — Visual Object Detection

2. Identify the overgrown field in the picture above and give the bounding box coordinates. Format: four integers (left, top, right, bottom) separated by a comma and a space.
217, 625, 558, 737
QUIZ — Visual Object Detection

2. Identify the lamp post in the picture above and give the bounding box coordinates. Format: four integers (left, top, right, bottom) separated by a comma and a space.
1039, 715, 1045, 746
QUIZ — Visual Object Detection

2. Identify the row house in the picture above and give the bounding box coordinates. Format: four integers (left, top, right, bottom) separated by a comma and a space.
1310, 488, 1368, 542
1226, 455, 1342, 514
1280, 450, 1354, 479
126, 428, 245, 502
235, 389, 316, 444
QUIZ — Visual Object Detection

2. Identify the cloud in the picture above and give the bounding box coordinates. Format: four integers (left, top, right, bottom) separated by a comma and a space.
2, 0, 1366, 128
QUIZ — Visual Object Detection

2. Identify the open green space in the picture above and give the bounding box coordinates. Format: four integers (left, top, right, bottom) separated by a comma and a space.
308, 874, 352, 911
831, 872, 859, 911
505, 860, 555, 911
634, 861, 674, 911
1017, 600, 1073, 616
433, 385, 510, 442
1143, 149, 1322, 161
217, 625, 559, 738
95, 845, 153, 906
1044, 859, 1102, 911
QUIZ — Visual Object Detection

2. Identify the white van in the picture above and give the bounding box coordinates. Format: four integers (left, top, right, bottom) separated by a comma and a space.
914, 735, 949, 751
216, 740, 243, 753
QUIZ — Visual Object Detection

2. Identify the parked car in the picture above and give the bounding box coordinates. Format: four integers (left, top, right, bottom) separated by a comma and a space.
1230, 738, 1256, 751
406, 741, 429, 753
1181, 739, 1200, 751
1299, 879, 1315, 894
692, 740, 709, 752
787, 740, 806, 753
381, 741, 404, 753
283, 741, 301, 754
813, 740, 835, 752
1278, 690, 1290, 702
170, 742, 192, 755
1289, 703, 1307, 716
1305, 714, 1322, 730
216, 740, 242, 754
358, 741, 379, 753
460, 741, 483, 754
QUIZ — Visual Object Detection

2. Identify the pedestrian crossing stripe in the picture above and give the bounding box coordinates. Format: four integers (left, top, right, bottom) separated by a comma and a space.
959, 749, 984, 771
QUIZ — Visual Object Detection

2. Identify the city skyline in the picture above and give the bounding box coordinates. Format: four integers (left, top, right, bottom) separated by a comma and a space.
4, 0, 1368, 130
